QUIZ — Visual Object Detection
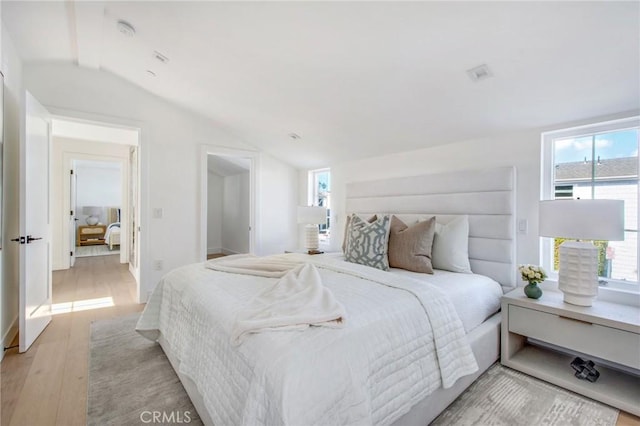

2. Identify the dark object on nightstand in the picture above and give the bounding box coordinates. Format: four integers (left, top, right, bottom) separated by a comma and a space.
307, 250, 324, 255
571, 357, 600, 382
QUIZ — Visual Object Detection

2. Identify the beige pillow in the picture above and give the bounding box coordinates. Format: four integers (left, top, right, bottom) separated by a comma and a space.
388, 215, 436, 273
342, 213, 377, 252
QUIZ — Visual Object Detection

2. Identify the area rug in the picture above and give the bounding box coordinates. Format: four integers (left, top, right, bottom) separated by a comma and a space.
76, 244, 120, 258
431, 363, 619, 426
87, 314, 202, 426
88, 315, 619, 426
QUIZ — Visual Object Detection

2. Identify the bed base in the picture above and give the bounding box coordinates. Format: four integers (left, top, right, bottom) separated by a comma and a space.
158, 312, 500, 426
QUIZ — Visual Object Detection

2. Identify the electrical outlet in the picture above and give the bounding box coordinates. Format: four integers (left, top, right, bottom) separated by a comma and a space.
154, 260, 163, 270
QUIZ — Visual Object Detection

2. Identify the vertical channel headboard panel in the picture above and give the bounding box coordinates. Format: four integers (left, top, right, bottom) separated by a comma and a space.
345, 166, 517, 291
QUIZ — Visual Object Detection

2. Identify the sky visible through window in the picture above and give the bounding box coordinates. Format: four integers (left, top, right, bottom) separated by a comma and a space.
554, 129, 638, 164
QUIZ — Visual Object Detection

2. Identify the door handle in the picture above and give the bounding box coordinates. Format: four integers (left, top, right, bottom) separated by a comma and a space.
26, 235, 42, 243
11, 237, 25, 244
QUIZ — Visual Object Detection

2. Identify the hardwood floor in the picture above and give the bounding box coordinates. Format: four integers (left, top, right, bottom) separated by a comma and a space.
1, 253, 638, 426
1, 255, 142, 426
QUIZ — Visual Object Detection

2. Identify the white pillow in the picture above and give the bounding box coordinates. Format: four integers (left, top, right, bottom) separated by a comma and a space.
432, 215, 472, 273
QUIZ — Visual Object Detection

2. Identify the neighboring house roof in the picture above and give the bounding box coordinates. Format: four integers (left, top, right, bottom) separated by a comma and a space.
555, 157, 638, 182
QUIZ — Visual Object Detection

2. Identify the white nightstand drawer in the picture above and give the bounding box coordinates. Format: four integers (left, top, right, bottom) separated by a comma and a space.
509, 305, 640, 370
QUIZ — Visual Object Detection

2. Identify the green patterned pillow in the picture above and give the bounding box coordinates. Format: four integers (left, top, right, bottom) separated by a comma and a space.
345, 214, 391, 270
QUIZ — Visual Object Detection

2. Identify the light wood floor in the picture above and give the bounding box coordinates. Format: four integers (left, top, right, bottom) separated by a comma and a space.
1, 255, 142, 426
1, 253, 638, 426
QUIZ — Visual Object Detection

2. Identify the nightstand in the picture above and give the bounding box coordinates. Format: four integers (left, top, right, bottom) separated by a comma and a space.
501, 283, 640, 415
77, 225, 107, 246
284, 249, 325, 255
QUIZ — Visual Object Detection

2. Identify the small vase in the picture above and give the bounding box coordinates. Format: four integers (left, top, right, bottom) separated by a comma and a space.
524, 283, 542, 299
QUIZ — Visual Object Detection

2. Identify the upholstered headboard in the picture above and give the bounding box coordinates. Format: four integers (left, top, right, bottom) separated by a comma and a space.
345, 166, 516, 292
106, 207, 121, 225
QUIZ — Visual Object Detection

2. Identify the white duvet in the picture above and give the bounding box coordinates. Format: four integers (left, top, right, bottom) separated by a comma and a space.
136, 253, 478, 426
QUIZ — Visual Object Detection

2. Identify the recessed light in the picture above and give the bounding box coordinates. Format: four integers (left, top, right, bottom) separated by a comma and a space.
466, 64, 493, 82
288, 133, 302, 141
146, 70, 157, 77
117, 20, 136, 37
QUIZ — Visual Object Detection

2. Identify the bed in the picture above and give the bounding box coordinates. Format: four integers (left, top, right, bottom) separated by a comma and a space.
137, 166, 516, 425
105, 207, 121, 250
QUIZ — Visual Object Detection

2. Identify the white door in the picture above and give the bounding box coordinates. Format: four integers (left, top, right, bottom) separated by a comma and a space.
18, 91, 52, 352
69, 164, 77, 267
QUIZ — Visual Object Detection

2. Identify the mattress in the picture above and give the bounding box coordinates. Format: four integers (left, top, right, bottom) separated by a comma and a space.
137, 254, 494, 425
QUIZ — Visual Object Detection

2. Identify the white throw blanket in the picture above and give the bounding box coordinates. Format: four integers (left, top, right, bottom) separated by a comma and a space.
207, 257, 346, 345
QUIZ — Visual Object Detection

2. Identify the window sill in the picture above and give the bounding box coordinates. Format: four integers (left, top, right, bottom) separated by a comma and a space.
544, 278, 639, 307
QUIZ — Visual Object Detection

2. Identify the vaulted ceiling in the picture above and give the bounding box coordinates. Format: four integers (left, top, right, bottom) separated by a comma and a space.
3, 1, 639, 169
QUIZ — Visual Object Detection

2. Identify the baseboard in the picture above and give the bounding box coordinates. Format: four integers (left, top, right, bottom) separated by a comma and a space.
207, 247, 222, 255
221, 248, 239, 255
1, 316, 19, 362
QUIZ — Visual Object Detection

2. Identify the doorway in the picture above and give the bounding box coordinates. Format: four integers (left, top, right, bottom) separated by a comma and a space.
50, 118, 141, 287
72, 159, 123, 259
200, 146, 259, 260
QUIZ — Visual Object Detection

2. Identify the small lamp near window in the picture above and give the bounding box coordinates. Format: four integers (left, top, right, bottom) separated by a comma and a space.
83, 206, 102, 226
539, 199, 624, 306
297, 206, 328, 253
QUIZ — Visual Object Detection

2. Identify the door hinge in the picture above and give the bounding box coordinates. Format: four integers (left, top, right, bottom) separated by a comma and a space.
70, 251, 73, 256
70, 210, 73, 216
70, 169, 74, 175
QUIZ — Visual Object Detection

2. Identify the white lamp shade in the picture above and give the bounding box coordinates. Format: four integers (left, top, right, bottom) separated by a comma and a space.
539, 199, 624, 241
297, 206, 327, 225
82, 206, 102, 216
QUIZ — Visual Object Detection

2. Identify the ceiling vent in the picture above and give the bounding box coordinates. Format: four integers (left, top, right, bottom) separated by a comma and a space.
117, 20, 136, 38
153, 51, 169, 64
466, 64, 493, 82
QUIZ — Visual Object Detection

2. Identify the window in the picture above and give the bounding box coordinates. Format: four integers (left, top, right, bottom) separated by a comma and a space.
309, 168, 331, 244
542, 117, 639, 288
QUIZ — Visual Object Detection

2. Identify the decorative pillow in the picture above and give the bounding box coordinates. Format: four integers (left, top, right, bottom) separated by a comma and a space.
388, 216, 436, 273
342, 213, 377, 252
432, 215, 472, 273
344, 215, 391, 270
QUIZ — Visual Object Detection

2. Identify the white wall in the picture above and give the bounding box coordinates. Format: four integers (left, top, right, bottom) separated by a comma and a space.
327, 111, 639, 268
258, 154, 299, 255
221, 172, 250, 254
23, 63, 298, 300
75, 163, 122, 225
206, 171, 223, 254
0, 24, 22, 355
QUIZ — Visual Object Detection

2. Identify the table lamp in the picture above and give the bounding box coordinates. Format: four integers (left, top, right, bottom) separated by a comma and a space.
297, 206, 328, 252
539, 199, 624, 306
83, 206, 102, 225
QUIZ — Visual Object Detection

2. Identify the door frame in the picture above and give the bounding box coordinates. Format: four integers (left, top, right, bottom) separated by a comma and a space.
200, 145, 260, 260
47, 107, 146, 303
63, 153, 130, 266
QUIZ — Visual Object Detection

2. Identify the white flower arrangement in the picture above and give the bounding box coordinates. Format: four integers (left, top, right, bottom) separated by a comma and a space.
518, 264, 547, 285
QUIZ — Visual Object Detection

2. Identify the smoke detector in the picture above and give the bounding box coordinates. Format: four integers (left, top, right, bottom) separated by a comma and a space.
466, 64, 493, 82
117, 20, 136, 37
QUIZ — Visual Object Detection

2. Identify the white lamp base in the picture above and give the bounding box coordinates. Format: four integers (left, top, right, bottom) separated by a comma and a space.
304, 224, 319, 251
86, 215, 99, 226
558, 241, 599, 306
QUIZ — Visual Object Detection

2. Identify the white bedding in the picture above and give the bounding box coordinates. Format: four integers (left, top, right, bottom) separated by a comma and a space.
137, 253, 479, 425
389, 268, 502, 333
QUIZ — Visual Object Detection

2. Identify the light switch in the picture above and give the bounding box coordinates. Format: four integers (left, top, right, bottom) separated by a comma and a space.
518, 219, 528, 235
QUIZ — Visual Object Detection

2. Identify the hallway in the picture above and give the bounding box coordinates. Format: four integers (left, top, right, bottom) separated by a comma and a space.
1, 255, 141, 426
